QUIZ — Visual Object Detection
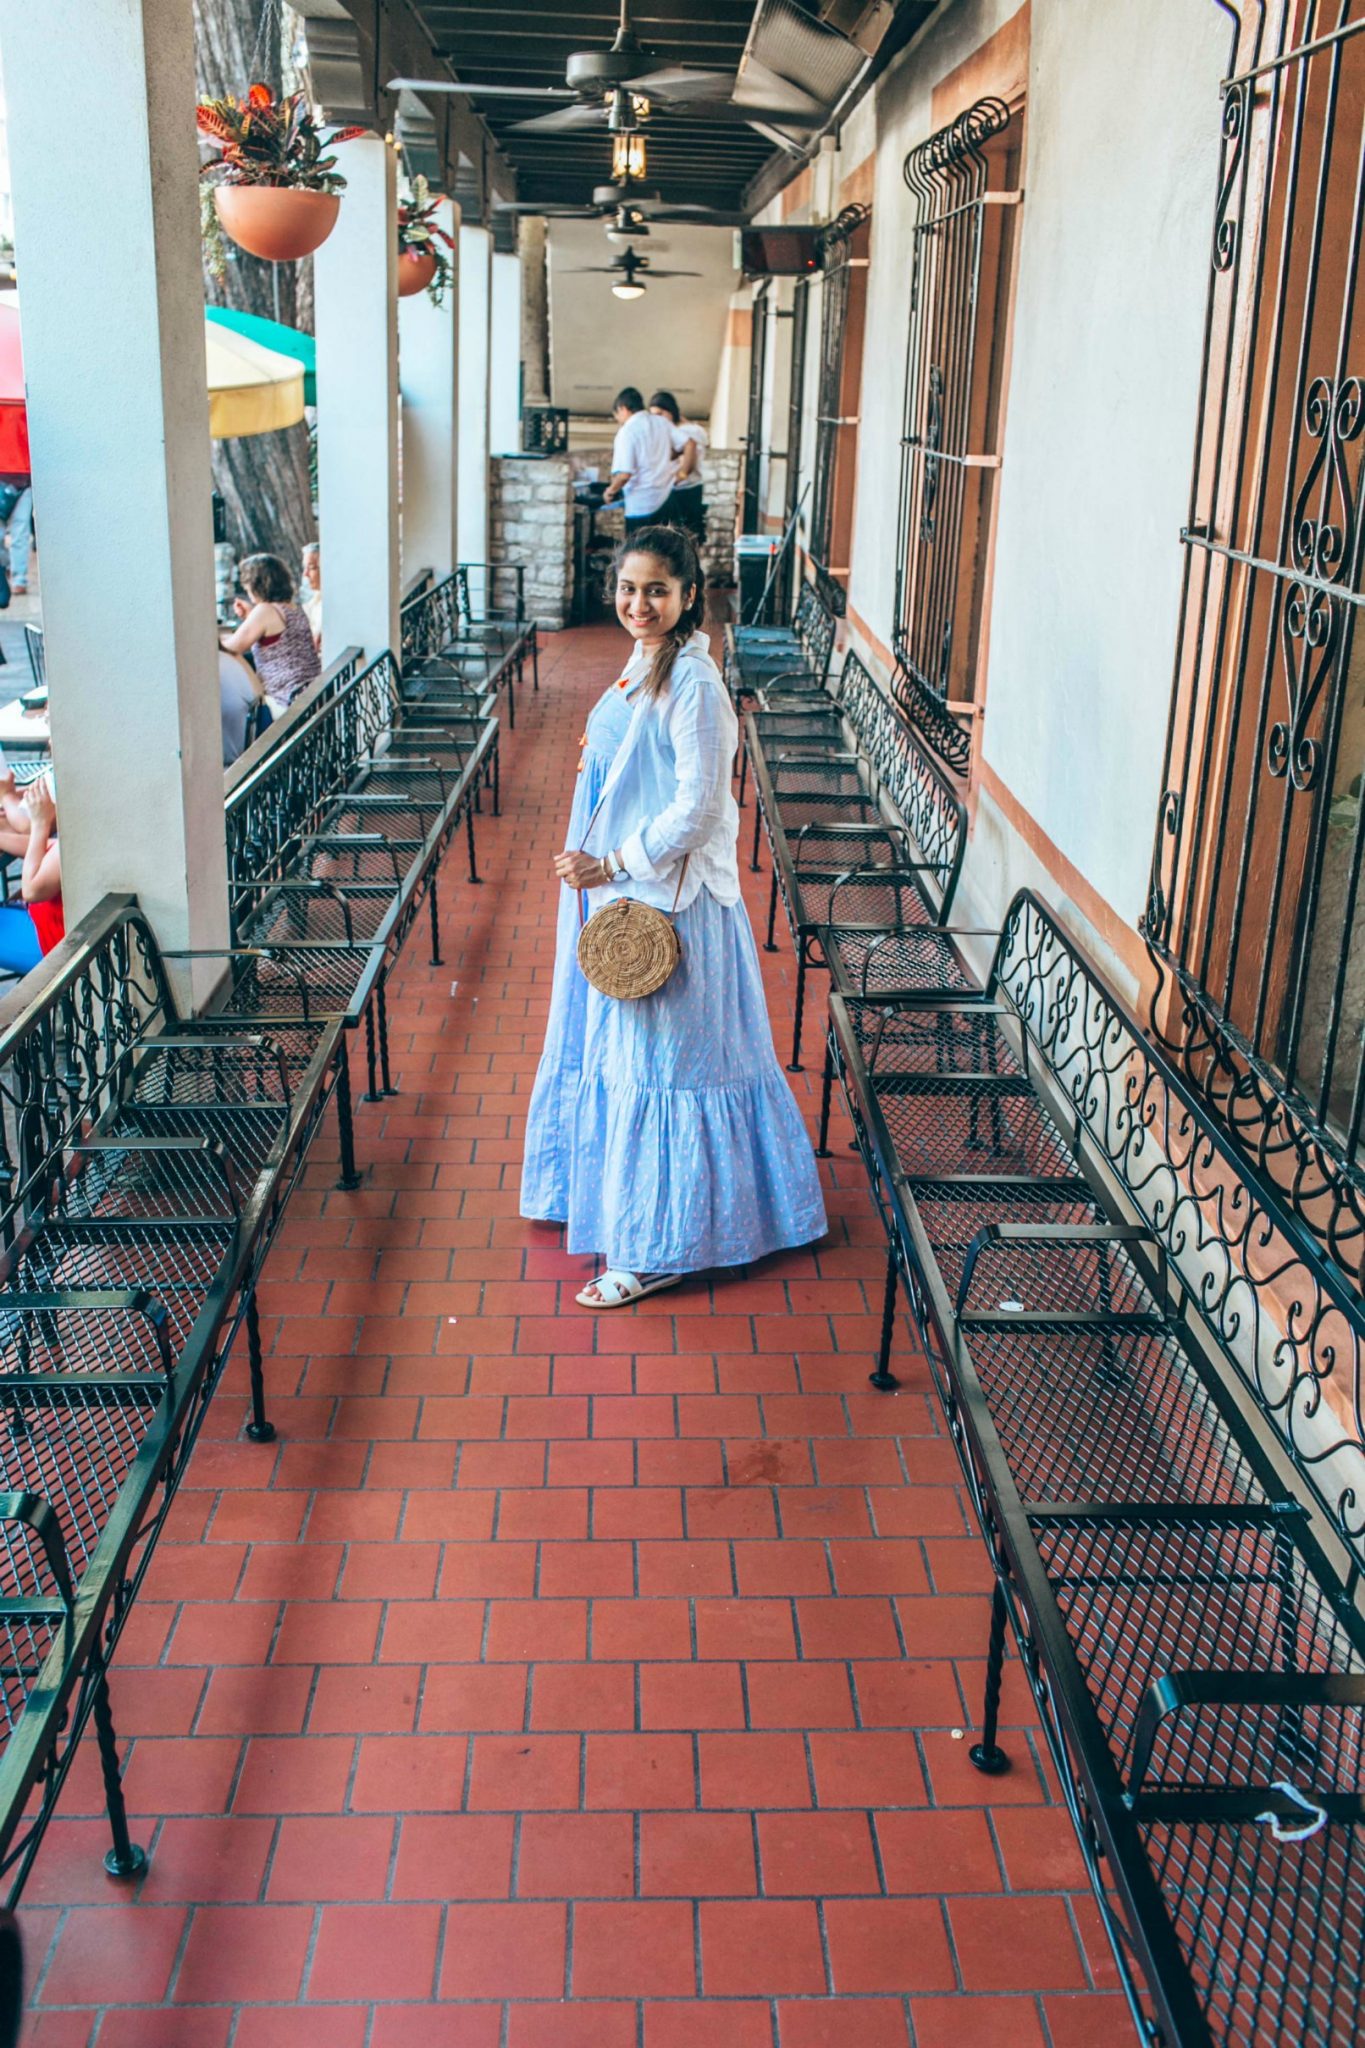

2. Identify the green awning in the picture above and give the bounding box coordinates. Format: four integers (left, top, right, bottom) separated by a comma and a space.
205, 305, 316, 407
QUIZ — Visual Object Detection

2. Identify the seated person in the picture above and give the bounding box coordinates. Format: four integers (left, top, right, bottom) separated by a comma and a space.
19, 773, 62, 956
300, 542, 323, 650
220, 552, 321, 716
220, 645, 264, 766
0, 767, 39, 977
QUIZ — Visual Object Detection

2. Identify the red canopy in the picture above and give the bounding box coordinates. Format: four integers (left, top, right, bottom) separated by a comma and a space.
0, 302, 32, 475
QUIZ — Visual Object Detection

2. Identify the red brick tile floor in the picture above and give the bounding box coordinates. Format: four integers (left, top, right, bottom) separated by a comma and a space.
18, 625, 1136, 2046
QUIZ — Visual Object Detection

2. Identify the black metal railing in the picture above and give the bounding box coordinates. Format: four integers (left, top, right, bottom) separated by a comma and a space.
892, 95, 1020, 776
0, 894, 341, 1905
225, 652, 398, 931
1143, 0, 1365, 1293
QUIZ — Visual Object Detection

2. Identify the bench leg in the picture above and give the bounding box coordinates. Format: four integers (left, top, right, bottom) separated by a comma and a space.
94, 1668, 147, 1881
969, 1583, 1011, 1775
363, 999, 381, 1103
816, 1037, 835, 1158
737, 743, 749, 808
787, 953, 807, 1073
531, 626, 540, 692
750, 795, 764, 873
378, 975, 397, 1096
764, 868, 780, 953
507, 667, 516, 731
868, 1248, 901, 1392
430, 877, 445, 965
243, 1290, 276, 1443
492, 745, 501, 818
334, 1041, 363, 1192
466, 806, 482, 888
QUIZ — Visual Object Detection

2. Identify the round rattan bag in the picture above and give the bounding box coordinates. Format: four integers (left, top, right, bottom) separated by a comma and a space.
577, 896, 682, 1000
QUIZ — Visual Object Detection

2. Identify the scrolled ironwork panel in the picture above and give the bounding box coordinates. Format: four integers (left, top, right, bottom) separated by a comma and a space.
1142, 0, 1365, 1291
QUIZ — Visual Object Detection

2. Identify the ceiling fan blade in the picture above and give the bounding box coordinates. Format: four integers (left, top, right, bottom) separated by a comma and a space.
659, 99, 822, 128
495, 201, 598, 216
641, 206, 750, 225
625, 67, 739, 102
388, 78, 578, 100
511, 104, 609, 134
643, 268, 703, 279
564, 265, 624, 274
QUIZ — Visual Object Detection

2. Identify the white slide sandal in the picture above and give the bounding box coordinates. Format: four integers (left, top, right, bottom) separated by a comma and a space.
575, 1269, 683, 1311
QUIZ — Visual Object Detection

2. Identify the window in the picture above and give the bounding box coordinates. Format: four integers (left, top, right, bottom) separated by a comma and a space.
892, 95, 1022, 776
741, 277, 809, 617
1143, 0, 1365, 1285
808, 204, 871, 614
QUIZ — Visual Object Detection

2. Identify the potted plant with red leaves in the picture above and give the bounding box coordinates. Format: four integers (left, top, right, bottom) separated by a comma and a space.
197, 84, 364, 267
397, 177, 456, 302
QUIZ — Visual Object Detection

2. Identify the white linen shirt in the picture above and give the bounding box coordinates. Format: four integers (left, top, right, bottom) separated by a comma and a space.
610, 410, 678, 520
669, 420, 708, 488
580, 632, 741, 914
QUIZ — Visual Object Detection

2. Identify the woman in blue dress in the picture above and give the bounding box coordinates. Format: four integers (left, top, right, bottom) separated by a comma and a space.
520, 525, 827, 1309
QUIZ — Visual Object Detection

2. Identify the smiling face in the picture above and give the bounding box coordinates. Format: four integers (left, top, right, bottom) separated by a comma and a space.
615, 551, 694, 649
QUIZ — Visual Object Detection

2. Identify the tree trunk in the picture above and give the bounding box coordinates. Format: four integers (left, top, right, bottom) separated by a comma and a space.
194, 0, 317, 573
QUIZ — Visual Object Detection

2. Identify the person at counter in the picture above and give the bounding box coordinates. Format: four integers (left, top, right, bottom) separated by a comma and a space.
603, 388, 676, 538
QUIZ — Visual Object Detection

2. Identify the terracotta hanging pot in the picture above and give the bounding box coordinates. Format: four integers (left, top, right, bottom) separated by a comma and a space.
213, 186, 340, 262
397, 249, 438, 298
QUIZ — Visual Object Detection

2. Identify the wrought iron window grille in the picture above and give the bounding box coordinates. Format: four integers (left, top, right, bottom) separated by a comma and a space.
892, 95, 1021, 777
741, 282, 771, 536
1142, 0, 1365, 1293
808, 203, 871, 617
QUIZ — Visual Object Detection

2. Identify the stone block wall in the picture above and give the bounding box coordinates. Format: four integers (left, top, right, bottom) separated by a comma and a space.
490, 455, 575, 630
491, 444, 744, 632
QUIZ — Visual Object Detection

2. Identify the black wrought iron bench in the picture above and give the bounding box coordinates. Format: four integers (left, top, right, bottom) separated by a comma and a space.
399, 563, 538, 725
826, 888, 1365, 2047
0, 897, 343, 1905
224, 650, 497, 1164
746, 653, 970, 1069
725, 577, 836, 702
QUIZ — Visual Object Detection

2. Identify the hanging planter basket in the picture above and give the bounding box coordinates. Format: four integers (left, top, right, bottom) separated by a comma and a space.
198, 87, 363, 272
397, 248, 438, 298
213, 185, 340, 263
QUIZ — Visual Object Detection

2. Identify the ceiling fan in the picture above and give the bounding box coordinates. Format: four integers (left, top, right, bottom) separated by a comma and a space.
492, 190, 751, 232
388, 0, 826, 149
567, 248, 700, 300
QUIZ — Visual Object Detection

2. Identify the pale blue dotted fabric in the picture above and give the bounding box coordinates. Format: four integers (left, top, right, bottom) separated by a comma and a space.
520, 680, 828, 1273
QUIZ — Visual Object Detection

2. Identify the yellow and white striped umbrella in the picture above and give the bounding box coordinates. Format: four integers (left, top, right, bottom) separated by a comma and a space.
205, 321, 306, 439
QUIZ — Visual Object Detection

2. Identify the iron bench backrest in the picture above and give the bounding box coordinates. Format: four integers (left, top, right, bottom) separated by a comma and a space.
793, 579, 836, 681
836, 653, 968, 920
987, 887, 1365, 1582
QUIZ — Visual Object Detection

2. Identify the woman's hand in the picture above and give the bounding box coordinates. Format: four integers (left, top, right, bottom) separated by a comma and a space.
554, 849, 612, 891
24, 776, 55, 833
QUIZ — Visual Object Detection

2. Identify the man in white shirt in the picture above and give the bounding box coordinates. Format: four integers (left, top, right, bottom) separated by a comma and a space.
603, 387, 677, 535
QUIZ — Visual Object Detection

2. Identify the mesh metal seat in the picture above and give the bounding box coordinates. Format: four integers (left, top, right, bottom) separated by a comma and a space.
822, 892, 1365, 2047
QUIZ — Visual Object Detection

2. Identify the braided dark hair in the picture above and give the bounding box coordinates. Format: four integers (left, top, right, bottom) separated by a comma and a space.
612, 524, 705, 700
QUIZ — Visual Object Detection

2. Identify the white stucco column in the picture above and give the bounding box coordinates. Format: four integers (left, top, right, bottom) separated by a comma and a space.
489, 251, 522, 456
316, 134, 399, 661
399, 197, 460, 580
0, 0, 228, 983
457, 225, 492, 563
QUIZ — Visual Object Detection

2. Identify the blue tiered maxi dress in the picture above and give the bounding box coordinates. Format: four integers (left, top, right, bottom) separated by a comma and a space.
520, 674, 827, 1275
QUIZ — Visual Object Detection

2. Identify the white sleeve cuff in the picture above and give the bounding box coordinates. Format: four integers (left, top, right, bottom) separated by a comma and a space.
618, 830, 660, 881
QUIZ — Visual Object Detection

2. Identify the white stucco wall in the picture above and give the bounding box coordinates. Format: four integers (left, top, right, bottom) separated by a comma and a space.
835, 0, 1229, 968
979, 0, 1229, 926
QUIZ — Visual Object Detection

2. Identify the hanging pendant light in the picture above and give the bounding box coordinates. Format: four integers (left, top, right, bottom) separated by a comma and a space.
610, 132, 648, 183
